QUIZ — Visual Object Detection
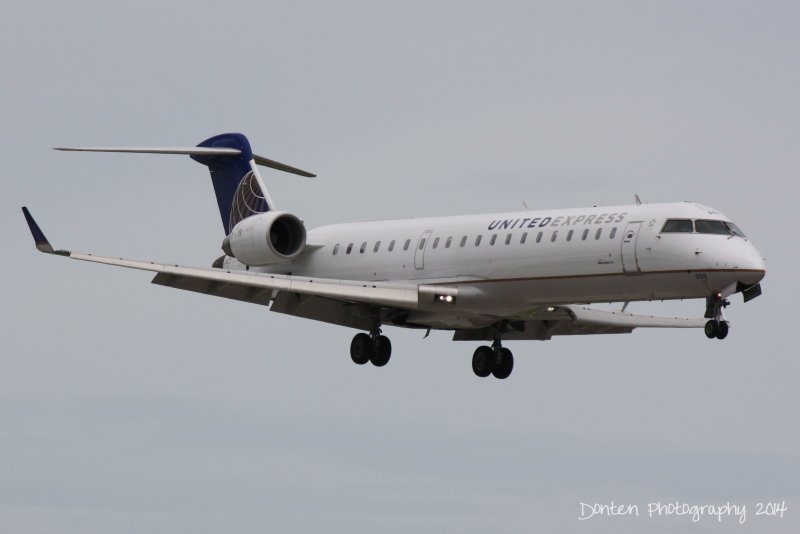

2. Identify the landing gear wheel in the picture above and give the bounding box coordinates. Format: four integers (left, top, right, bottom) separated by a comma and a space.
716, 321, 729, 340
370, 335, 392, 367
492, 348, 514, 379
350, 333, 372, 365
704, 320, 718, 339
472, 346, 495, 377
705, 293, 732, 341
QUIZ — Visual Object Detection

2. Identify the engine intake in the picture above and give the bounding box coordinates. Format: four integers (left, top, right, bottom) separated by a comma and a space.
222, 211, 306, 266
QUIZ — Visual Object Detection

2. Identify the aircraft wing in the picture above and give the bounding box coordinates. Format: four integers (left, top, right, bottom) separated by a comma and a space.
21, 207, 425, 312
562, 305, 707, 329
79, 254, 420, 308
452, 304, 705, 341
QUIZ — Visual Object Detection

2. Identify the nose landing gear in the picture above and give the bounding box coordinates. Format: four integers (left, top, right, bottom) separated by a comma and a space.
704, 294, 730, 340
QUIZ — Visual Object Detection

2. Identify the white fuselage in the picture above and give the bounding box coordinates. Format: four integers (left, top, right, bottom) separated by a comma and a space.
225, 201, 765, 327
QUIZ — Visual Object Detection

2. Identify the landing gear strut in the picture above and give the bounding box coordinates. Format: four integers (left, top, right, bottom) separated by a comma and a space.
704, 293, 730, 340
350, 327, 392, 367
471, 338, 514, 379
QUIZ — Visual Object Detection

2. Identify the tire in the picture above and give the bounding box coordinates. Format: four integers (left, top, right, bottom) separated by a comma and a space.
716, 321, 729, 340
370, 335, 392, 367
704, 320, 718, 339
472, 346, 495, 377
492, 348, 514, 379
350, 333, 372, 365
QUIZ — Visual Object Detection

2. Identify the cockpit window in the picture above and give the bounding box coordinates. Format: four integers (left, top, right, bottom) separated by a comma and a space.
661, 219, 693, 233
725, 222, 747, 238
695, 220, 730, 235
661, 218, 747, 237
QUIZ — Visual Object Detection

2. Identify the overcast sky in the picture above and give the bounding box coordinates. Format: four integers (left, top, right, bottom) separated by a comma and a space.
2, 1, 798, 532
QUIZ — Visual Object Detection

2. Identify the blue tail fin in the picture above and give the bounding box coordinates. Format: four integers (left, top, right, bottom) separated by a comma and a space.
191, 133, 273, 235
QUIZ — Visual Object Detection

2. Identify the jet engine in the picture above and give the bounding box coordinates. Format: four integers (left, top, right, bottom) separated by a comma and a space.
221, 211, 306, 266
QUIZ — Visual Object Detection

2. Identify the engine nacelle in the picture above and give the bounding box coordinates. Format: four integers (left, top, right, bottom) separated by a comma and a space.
222, 211, 306, 266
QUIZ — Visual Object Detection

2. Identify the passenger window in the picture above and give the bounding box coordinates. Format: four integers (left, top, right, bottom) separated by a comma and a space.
418, 238, 426, 250
333, 243, 340, 255
695, 220, 730, 235
460, 236, 467, 247
360, 242, 367, 253
551, 231, 558, 242
346, 243, 353, 254
610, 227, 617, 239
490, 234, 497, 245
445, 237, 452, 248
566, 230, 574, 241
520, 232, 527, 244
373, 241, 381, 253
475, 235, 482, 246
536, 231, 543, 243
505, 234, 512, 245
389, 240, 395, 252
595, 228, 602, 240
582, 229, 589, 241
403, 239, 411, 251
432, 237, 440, 249
661, 219, 693, 233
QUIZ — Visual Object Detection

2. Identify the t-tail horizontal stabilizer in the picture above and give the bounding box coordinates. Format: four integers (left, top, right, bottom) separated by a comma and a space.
53, 133, 315, 236
52, 143, 316, 177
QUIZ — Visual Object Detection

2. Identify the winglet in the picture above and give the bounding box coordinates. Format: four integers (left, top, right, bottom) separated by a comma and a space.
21, 207, 57, 254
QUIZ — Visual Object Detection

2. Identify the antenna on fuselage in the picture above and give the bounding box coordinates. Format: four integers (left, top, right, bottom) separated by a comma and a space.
634, 194, 643, 205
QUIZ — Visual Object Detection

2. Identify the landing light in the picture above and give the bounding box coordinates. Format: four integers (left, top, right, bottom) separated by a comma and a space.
436, 295, 455, 303
546, 306, 558, 312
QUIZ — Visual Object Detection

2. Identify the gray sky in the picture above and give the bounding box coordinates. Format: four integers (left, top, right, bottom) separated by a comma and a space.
2, 1, 798, 532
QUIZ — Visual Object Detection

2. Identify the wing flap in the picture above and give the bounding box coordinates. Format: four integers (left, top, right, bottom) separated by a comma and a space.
151, 273, 276, 306
453, 321, 632, 341
270, 293, 374, 330
453, 304, 704, 341
565, 305, 706, 328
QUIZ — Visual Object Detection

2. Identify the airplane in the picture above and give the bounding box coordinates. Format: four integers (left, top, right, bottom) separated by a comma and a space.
22, 132, 766, 379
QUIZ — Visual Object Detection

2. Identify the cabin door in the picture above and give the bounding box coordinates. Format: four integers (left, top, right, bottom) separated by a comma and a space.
620, 222, 643, 275
414, 230, 432, 270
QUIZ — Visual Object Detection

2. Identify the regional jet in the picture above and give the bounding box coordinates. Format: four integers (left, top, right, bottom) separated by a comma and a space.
22, 133, 766, 379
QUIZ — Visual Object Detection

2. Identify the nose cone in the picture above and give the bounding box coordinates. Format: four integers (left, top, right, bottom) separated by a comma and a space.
736, 241, 766, 285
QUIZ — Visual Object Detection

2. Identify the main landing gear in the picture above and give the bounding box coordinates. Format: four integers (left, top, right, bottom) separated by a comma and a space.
704, 293, 730, 340
350, 328, 392, 367
471, 338, 514, 379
